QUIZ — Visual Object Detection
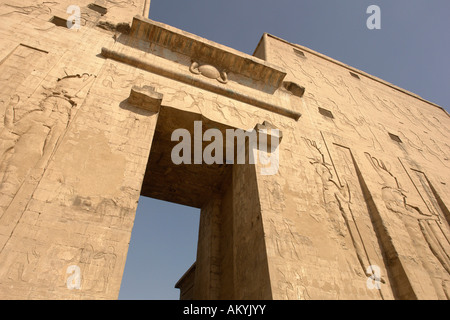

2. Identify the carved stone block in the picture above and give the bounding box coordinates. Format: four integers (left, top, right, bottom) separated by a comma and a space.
128, 85, 163, 112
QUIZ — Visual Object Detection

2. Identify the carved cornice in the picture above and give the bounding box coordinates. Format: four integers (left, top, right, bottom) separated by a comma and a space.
129, 15, 287, 89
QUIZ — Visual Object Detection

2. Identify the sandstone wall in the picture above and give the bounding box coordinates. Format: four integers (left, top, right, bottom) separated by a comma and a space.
0, 0, 448, 300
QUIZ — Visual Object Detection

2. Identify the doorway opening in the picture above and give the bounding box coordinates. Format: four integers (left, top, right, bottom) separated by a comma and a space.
120, 106, 233, 299
118, 196, 200, 300
120, 105, 272, 299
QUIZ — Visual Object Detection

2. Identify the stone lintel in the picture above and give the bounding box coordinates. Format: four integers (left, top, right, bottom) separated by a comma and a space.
129, 15, 287, 89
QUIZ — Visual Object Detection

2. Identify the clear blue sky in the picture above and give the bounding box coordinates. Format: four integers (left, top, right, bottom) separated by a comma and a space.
118, 0, 450, 300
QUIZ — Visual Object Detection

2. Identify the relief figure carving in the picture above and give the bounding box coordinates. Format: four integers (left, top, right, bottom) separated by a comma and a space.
0, 94, 73, 199
268, 218, 300, 261
6, 261, 25, 282
104, 0, 136, 8
0, 73, 95, 218
327, 98, 383, 151
366, 153, 450, 299
4, 246, 41, 284
0, 95, 19, 172
89, 246, 117, 293
277, 268, 310, 300
398, 130, 450, 169
69, 244, 117, 294
304, 138, 376, 279
1, 2, 58, 17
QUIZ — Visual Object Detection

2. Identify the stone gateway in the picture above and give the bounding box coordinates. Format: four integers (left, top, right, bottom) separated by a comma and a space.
0, 0, 449, 300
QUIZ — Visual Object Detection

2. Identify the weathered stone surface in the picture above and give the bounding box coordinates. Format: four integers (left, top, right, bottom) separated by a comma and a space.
128, 85, 163, 112
0, 0, 448, 300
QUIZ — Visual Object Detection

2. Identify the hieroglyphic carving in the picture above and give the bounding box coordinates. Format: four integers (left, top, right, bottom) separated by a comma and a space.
366, 153, 450, 299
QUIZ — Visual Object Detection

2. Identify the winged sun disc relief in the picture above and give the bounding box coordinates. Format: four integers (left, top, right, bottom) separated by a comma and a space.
189, 61, 228, 84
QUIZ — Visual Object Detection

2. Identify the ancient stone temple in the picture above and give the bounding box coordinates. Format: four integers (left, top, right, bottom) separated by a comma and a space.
0, 0, 449, 300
